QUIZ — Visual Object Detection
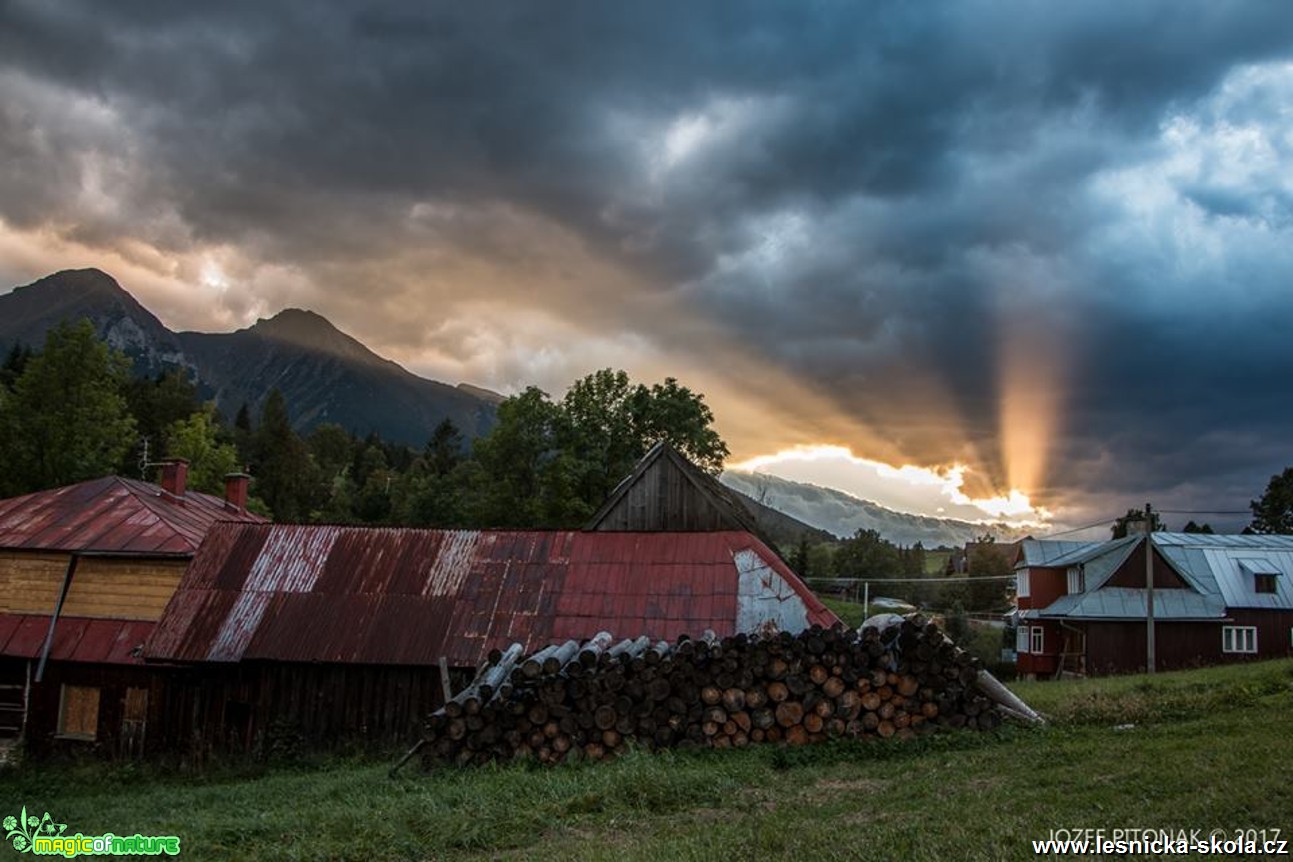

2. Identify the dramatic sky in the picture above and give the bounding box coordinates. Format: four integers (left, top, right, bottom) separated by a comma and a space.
2, 1, 1292, 532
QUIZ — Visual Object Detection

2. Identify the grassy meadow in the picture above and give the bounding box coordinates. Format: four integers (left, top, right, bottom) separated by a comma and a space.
2, 659, 1290, 861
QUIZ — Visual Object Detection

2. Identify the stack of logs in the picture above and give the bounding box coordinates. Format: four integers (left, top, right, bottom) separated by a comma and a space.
418, 616, 1006, 768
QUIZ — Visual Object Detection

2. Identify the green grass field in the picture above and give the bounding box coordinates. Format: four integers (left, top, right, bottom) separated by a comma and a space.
4, 659, 1290, 861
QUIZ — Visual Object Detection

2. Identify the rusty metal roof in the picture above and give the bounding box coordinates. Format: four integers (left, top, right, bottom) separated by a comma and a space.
0, 476, 265, 556
0, 614, 153, 665
145, 524, 839, 667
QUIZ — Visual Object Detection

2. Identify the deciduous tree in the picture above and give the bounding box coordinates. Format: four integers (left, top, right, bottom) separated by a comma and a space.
0, 320, 137, 495
1250, 467, 1293, 534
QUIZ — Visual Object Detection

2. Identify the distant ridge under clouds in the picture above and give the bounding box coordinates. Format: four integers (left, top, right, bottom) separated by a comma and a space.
721, 471, 1033, 548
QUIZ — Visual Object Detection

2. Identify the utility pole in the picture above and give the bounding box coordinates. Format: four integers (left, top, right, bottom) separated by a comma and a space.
1145, 502, 1155, 674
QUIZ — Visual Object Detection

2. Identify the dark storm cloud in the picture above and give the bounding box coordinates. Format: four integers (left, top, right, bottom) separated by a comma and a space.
2, 0, 1293, 522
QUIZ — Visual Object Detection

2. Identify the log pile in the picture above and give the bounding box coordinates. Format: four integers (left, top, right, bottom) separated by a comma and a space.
414, 616, 1019, 769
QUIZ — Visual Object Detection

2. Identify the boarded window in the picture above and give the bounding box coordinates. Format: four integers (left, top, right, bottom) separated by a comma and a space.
1015, 627, 1030, 654
1016, 572, 1030, 598
123, 687, 148, 723
58, 685, 100, 740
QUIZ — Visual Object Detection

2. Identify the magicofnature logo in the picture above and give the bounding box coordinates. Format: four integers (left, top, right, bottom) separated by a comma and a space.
4, 807, 180, 856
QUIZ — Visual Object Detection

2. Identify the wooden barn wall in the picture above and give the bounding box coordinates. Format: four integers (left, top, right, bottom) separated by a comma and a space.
1105, 544, 1189, 590
0, 551, 67, 614
18, 660, 171, 759
1081, 621, 1225, 674
153, 663, 450, 759
594, 458, 733, 532
0, 552, 186, 620
1227, 609, 1293, 660
1019, 567, 1067, 611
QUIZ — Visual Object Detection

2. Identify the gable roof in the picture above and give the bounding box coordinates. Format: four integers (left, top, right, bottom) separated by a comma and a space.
1024, 533, 1293, 618
145, 523, 839, 667
585, 441, 762, 535
1016, 538, 1103, 568
0, 476, 265, 556
1153, 532, 1293, 610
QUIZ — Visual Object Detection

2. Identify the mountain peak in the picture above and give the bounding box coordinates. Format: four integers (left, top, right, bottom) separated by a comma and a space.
244, 306, 389, 368
251, 307, 340, 336
19, 267, 132, 302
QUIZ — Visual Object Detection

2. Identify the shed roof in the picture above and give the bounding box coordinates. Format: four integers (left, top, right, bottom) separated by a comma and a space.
145, 524, 839, 667
0, 614, 153, 665
1024, 587, 1226, 621
0, 476, 265, 556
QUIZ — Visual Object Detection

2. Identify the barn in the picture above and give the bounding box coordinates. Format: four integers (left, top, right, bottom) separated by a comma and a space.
1014, 531, 1293, 677
142, 523, 837, 756
0, 461, 263, 756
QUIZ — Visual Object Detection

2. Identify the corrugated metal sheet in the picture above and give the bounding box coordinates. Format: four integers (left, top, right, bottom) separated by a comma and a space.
146, 524, 839, 667
1017, 539, 1101, 568
0, 476, 265, 556
1033, 586, 1225, 620
0, 614, 152, 665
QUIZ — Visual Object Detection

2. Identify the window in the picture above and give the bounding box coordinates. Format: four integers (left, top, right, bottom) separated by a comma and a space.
57, 685, 99, 740
1030, 626, 1044, 654
1222, 626, 1257, 654
1016, 627, 1030, 653
1067, 566, 1084, 594
1255, 574, 1277, 594
1016, 571, 1030, 598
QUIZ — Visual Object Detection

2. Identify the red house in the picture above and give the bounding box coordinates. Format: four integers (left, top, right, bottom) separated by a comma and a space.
1013, 531, 1293, 677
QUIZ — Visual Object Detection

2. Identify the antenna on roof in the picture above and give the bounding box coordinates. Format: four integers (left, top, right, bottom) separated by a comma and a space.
138, 437, 151, 479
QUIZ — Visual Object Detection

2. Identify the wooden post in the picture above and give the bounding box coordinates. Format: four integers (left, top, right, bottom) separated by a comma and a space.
1145, 503, 1155, 675
438, 656, 452, 702
36, 554, 79, 683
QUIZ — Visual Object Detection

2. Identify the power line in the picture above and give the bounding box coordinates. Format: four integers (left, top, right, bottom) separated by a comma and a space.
1032, 516, 1119, 538
1156, 509, 1250, 516
814, 574, 1016, 584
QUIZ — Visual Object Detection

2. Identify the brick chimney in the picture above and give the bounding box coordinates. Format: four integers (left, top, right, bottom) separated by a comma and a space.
223, 472, 251, 512
159, 458, 189, 499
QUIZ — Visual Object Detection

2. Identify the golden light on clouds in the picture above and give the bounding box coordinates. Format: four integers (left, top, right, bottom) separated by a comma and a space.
728, 444, 1052, 526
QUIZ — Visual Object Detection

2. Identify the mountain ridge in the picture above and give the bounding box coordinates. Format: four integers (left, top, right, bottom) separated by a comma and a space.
0, 268, 498, 445
721, 470, 1034, 548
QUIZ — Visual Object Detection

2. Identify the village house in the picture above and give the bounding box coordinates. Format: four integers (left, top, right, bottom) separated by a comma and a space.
0, 460, 264, 756
1013, 529, 1293, 677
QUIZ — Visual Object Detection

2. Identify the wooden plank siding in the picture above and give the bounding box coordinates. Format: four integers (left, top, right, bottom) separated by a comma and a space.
0, 552, 67, 614
140, 663, 453, 760
0, 552, 185, 621
592, 455, 739, 532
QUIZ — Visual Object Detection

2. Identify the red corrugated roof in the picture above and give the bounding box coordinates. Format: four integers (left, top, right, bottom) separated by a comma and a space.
0, 476, 265, 556
0, 614, 153, 665
145, 524, 839, 667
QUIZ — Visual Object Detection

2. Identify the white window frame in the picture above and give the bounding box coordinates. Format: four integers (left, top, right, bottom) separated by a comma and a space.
1030, 626, 1044, 654
1066, 566, 1084, 594
1016, 627, 1031, 653
1016, 571, 1030, 598
1222, 626, 1257, 655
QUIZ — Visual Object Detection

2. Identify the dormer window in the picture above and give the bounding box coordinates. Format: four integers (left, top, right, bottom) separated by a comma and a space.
1238, 559, 1281, 595
1066, 566, 1084, 594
